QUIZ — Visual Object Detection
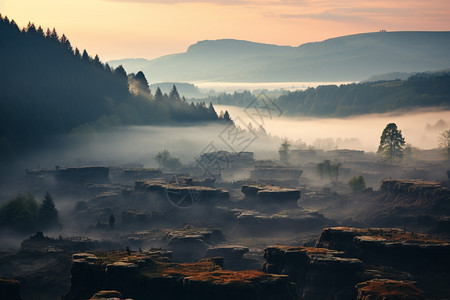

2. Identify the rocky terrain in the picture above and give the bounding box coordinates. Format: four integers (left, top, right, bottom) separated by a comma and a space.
2, 157, 450, 299
63, 251, 297, 300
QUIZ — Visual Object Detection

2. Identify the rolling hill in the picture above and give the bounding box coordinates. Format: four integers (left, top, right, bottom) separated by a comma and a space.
109, 31, 450, 83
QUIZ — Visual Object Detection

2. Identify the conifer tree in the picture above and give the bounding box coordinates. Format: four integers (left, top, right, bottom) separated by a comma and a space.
38, 192, 59, 229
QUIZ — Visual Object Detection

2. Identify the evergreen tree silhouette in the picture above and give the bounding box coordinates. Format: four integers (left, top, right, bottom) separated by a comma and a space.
169, 84, 180, 102
155, 87, 164, 102
38, 192, 59, 229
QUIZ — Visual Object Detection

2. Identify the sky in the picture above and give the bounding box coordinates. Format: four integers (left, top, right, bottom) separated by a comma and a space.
1, 0, 450, 61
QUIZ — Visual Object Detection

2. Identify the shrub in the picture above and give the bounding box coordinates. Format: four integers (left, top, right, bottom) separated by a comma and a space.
348, 176, 366, 193
0, 194, 39, 232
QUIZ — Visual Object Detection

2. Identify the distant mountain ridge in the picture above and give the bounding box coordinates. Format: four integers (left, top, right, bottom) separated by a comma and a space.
109, 31, 450, 83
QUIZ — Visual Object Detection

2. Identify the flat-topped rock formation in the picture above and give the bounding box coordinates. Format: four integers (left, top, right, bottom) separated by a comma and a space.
262, 246, 363, 299
235, 209, 334, 235
64, 251, 298, 300
241, 184, 300, 204
135, 179, 229, 209
203, 245, 259, 271
355, 279, 424, 300
379, 179, 450, 211
55, 166, 110, 184
315, 227, 450, 298
162, 226, 225, 261
315, 227, 450, 258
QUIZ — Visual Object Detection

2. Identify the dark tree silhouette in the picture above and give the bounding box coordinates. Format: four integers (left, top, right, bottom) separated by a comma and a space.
0, 15, 223, 160
169, 84, 181, 102
377, 123, 406, 164
223, 110, 232, 121
38, 192, 59, 229
0, 194, 40, 233
154, 87, 163, 102
135, 71, 150, 94
348, 176, 366, 193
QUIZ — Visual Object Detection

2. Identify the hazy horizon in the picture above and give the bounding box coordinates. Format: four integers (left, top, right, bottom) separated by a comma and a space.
2, 0, 449, 61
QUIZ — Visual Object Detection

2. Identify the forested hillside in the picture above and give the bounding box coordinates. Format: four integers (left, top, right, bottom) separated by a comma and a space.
0, 15, 223, 160
199, 73, 450, 117
277, 73, 450, 116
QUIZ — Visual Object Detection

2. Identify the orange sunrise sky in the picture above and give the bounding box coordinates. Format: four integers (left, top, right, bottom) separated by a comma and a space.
1, 0, 450, 61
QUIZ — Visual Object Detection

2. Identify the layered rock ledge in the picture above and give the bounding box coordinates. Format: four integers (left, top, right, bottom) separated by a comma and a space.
64, 251, 298, 300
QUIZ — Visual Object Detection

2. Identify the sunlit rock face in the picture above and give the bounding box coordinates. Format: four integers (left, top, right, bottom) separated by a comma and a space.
315, 227, 450, 298
64, 251, 298, 300
355, 279, 424, 300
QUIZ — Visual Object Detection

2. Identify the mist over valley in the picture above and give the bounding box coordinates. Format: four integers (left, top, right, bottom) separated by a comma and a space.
1, 10, 450, 300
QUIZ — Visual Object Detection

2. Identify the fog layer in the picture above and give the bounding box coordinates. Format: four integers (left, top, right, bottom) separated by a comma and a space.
215, 105, 450, 152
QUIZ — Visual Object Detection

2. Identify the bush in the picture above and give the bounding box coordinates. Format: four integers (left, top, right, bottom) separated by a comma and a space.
348, 176, 366, 193
0, 192, 59, 233
0, 194, 39, 232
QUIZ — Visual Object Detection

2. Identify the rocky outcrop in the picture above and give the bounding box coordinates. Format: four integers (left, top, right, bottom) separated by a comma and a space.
20, 232, 96, 255
315, 227, 450, 267
135, 180, 229, 208
162, 226, 225, 261
0, 278, 22, 300
355, 279, 424, 300
235, 209, 334, 235
204, 245, 248, 261
262, 246, 363, 299
241, 185, 300, 206
55, 166, 109, 184
203, 245, 257, 270
315, 227, 450, 298
379, 179, 450, 211
64, 251, 298, 300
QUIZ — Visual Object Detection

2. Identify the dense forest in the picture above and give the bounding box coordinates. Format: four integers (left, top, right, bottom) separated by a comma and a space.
200, 73, 450, 117
0, 15, 225, 160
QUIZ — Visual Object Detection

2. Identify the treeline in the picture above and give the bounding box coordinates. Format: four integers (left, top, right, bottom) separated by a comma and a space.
278, 73, 450, 117
202, 90, 257, 107
0, 192, 59, 233
0, 15, 226, 160
198, 73, 450, 117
